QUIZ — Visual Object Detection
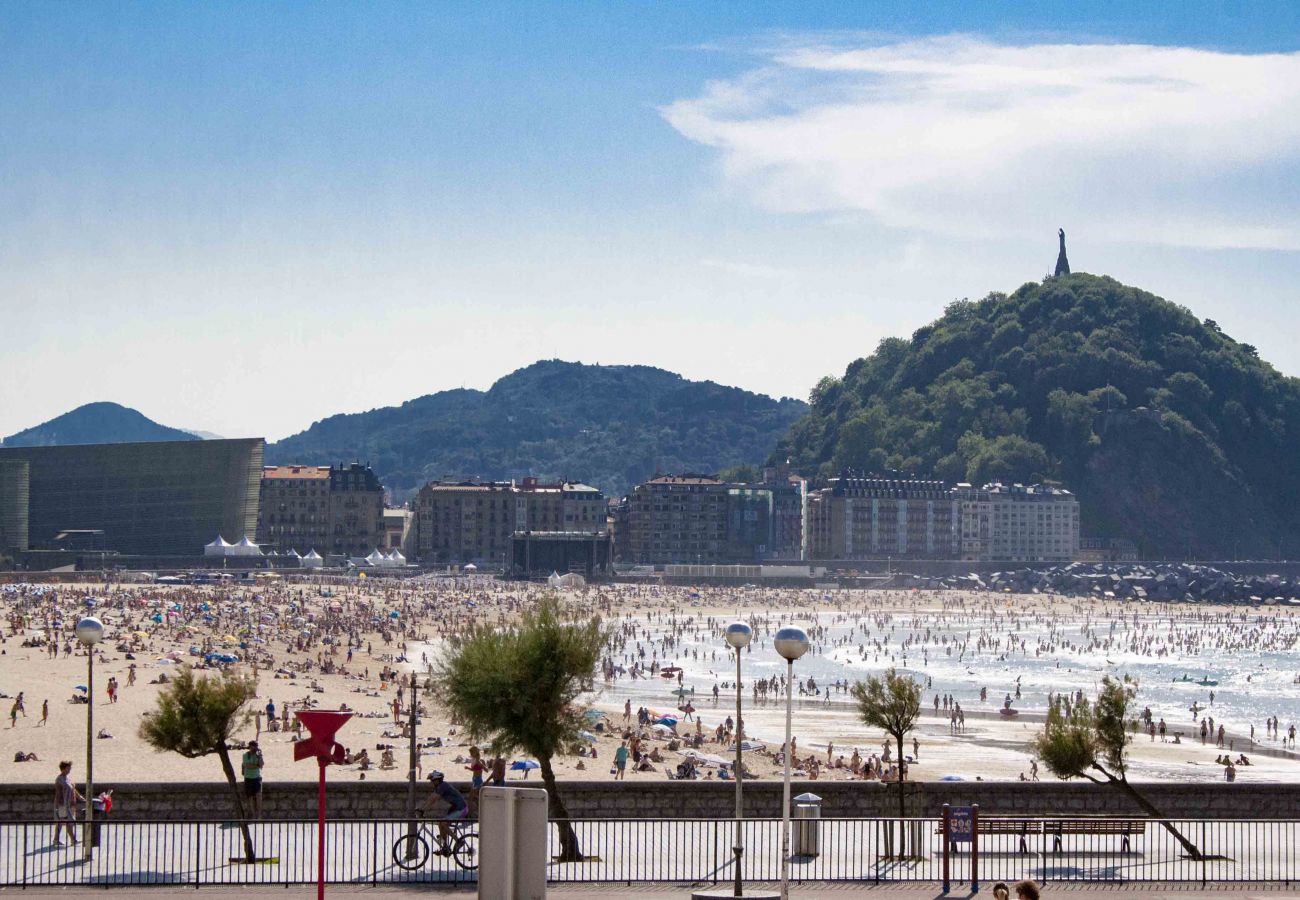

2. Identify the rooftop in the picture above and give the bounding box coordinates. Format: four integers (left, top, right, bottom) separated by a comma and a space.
263, 466, 330, 480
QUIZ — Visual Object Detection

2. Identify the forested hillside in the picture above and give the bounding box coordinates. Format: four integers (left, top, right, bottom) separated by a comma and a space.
775, 273, 1300, 558
270, 360, 806, 499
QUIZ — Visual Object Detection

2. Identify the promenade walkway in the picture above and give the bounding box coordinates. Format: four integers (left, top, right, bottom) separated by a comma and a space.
4, 883, 1300, 898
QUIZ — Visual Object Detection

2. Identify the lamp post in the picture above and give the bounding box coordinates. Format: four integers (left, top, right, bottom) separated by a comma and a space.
773, 627, 810, 900
724, 621, 753, 897
74, 615, 104, 862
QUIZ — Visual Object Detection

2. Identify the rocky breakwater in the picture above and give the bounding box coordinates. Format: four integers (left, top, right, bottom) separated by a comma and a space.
899, 562, 1300, 604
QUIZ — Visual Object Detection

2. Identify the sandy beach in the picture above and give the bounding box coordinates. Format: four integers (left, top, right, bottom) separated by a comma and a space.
2, 577, 1297, 792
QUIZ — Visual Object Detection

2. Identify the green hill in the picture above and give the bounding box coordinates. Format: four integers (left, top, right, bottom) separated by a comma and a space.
775, 273, 1300, 559
269, 360, 806, 499
2, 402, 199, 447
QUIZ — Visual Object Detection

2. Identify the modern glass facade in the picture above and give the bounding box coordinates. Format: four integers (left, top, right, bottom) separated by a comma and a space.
0, 438, 263, 555
0, 460, 29, 553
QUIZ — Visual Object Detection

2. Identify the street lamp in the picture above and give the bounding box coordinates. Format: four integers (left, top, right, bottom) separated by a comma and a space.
773, 627, 810, 900
74, 614, 104, 861
724, 621, 753, 898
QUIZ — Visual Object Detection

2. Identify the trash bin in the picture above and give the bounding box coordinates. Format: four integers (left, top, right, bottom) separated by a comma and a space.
792, 792, 822, 857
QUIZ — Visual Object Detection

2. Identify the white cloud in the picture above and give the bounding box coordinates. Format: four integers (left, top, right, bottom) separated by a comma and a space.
663, 36, 1300, 250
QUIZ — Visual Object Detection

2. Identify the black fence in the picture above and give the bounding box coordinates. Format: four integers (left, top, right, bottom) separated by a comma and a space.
1, 816, 1296, 886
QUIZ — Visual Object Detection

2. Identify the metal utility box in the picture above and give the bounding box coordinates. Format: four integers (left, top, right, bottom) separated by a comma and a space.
792, 791, 822, 857
478, 786, 549, 900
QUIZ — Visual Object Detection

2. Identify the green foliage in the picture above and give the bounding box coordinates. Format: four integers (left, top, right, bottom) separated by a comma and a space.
139, 666, 256, 758
775, 274, 1300, 557
139, 666, 258, 861
852, 668, 922, 740
268, 361, 806, 499
717, 464, 762, 484
436, 596, 605, 761
436, 597, 605, 861
1035, 676, 1136, 781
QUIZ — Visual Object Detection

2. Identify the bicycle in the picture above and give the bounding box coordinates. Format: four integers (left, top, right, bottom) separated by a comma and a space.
392, 815, 479, 871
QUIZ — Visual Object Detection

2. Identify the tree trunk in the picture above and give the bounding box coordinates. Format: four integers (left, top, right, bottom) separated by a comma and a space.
216, 743, 257, 863
539, 756, 582, 862
1111, 773, 1201, 860
897, 734, 907, 858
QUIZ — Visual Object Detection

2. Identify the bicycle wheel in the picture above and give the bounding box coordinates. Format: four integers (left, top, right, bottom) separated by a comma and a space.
392, 833, 430, 871
452, 830, 479, 871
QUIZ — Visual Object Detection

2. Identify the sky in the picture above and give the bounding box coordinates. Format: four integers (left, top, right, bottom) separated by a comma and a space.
2, 2, 1299, 442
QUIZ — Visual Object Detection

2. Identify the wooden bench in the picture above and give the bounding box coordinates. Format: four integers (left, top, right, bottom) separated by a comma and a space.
1046, 818, 1145, 853
936, 818, 1145, 854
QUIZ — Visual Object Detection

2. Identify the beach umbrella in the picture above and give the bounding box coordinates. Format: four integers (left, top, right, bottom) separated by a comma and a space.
75, 684, 88, 692
651, 723, 674, 734
581, 709, 605, 723
151, 614, 163, 623
388, 611, 400, 618
655, 716, 678, 726
510, 759, 539, 771
578, 731, 598, 743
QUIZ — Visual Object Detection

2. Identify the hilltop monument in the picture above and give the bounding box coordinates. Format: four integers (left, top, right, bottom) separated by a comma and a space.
1055, 228, 1070, 276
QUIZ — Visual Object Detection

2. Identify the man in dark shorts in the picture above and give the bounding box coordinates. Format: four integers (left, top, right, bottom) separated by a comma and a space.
242, 741, 264, 818
421, 771, 468, 853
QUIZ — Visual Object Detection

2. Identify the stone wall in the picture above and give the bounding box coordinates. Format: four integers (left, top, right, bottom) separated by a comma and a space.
0, 780, 1293, 822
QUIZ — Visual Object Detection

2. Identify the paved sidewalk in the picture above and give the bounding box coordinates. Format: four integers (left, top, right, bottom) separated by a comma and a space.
4, 885, 1300, 898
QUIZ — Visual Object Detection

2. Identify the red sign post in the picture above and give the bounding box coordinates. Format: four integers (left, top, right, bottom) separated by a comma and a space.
294, 710, 351, 900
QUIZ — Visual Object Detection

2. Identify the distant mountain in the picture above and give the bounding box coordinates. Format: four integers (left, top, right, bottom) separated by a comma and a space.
775, 273, 1300, 559
183, 429, 225, 440
2, 402, 199, 447
269, 360, 807, 498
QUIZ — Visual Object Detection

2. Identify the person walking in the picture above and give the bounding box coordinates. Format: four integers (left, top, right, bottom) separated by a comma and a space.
242, 740, 265, 818
40, 699, 49, 727
53, 761, 83, 846
614, 741, 629, 780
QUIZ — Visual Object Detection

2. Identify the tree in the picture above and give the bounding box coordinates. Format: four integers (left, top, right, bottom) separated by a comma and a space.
853, 669, 922, 854
436, 597, 605, 862
1035, 677, 1201, 859
139, 666, 259, 862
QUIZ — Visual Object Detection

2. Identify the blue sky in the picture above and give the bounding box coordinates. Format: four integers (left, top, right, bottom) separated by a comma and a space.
2, 2, 1299, 441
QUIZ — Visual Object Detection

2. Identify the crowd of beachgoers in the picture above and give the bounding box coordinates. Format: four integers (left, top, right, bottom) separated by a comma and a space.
2, 575, 1298, 790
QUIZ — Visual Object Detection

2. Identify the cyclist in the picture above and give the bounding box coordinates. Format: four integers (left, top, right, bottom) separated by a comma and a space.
421, 770, 469, 854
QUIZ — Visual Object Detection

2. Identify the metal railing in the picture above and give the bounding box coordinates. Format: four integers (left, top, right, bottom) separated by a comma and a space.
1, 816, 1295, 886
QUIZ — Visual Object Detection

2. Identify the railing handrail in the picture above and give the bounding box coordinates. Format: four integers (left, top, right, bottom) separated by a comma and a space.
1, 814, 1295, 825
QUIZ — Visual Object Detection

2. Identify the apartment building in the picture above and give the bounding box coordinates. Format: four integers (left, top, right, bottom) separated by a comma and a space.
954, 482, 1079, 562
805, 473, 958, 560
410, 477, 604, 566
256, 462, 384, 557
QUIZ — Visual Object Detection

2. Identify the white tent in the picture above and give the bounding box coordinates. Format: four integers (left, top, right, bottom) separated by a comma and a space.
229, 536, 263, 557
203, 536, 232, 557
548, 571, 587, 590
388, 549, 407, 566
302, 549, 324, 568
365, 549, 388, 567
285, 549, 302, 559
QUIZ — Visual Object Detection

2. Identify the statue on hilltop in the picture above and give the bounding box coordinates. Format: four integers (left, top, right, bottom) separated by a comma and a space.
1055, 228, 1070, 277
